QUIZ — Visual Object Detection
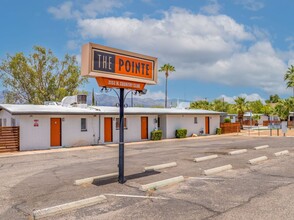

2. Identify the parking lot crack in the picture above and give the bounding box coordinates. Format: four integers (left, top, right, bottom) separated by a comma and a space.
204, 182, 294, 219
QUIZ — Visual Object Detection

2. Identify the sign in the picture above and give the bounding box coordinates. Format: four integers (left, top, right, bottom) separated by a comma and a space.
81, 43, 158, 88
34, 119, 39, 127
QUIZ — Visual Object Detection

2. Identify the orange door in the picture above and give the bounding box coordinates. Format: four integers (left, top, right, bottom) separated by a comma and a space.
205, 117, 210, 134
104, 118, 113, 142
50, 118, 61, 146
141, 117, 148, 139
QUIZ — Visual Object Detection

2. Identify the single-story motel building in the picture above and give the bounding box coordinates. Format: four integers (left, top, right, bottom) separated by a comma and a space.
0, 104, 221, 151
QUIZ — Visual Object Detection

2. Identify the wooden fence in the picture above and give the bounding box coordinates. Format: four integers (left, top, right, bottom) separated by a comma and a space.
220, 123, 241, 134
0, 127, 19, 153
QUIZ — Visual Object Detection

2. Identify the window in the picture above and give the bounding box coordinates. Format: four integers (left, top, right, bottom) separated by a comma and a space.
11, 118, 16, 126
3, 118, 7, 126
81, 118, 87, 131
157, 117, 160, 128
0, 118, 2, 127
116, 118, 127, 130
194, 117, 198, 124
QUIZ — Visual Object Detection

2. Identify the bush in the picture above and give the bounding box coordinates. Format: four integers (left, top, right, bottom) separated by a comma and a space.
216, 128, 222, 135
151, 130, 162, 141
224, 118, 231, 123
175, 129, 187, 138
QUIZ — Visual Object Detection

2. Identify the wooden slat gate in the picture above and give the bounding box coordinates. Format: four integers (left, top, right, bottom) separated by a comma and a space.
0, 127, 19, 152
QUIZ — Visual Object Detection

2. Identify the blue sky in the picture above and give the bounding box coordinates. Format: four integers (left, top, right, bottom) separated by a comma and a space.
1, 0, 294, 103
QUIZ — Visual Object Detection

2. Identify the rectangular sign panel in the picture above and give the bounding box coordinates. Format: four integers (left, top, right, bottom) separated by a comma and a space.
96, 77, 145, 90
81, 43, 158, 85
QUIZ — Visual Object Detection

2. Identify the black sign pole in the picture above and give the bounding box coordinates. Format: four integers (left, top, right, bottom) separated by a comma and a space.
118, 88, 126, 184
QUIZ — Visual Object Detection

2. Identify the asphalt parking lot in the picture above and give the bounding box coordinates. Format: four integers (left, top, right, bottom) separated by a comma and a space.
0, 135, 293, 220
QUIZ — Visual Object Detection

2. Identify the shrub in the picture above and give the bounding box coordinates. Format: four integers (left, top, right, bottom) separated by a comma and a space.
224, 118, 231, 123
151, 130, 162, 140
216, 128, 222, 135
175, 129, 187, 138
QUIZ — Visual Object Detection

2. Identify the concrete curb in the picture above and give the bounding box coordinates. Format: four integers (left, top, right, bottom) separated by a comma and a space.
248, 156, 268, 164
144, 162, 177, 171
203, 164, 233, 175
139, 176, 184, 191
228, 149, 248, 155
274, 150, 290, 157
74, 172, 118, 185
33, 195, 107, 219
194, 154, 218, 162
254, 145, 269, 150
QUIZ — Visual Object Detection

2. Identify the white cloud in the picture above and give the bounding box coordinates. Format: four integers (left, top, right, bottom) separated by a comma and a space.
234, 0, 264, 11
66, 40, 80, 50
76, 8, 291, 94
48, 0, 122, 20
82, 0, 123, 18
135, 90, 165, 100
48, 2, 76, 19
200, 0, 222, 15
219, 93, 265, 104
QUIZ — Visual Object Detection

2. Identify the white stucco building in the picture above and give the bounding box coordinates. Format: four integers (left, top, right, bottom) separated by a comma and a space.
0, 104, 221, 151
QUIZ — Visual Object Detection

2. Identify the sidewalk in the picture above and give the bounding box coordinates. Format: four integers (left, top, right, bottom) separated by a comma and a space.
0, 133, 238, 158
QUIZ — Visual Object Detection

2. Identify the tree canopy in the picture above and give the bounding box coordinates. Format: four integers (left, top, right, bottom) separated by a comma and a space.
284, 65, 294, 97
0, 46, 87, 104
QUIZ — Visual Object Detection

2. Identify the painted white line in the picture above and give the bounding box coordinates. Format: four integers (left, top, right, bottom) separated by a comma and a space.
104, 194, 169, 200
189, 177, 226, 181
33, 195, 107, 219
144, 162, 177, 171
194, 154, 218, 162
274, 150, 290, 157
203, 164, 233, 175
139, 176, 184, 191
248, 156, 268, 164
228, 149, 247, 155
74, 172, 118, 185
254, 145, 269, 150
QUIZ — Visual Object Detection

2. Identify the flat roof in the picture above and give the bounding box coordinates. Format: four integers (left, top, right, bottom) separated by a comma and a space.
0, 104, 221, 116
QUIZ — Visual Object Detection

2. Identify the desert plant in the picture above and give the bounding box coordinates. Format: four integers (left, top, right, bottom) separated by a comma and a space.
151, 130, 162, 141
175, 129, 187, 138
224, 118, 231, 123
216, 128, 222, 135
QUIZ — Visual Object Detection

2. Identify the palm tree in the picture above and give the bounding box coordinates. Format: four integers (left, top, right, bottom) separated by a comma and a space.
233, 97, 248, 129
284, 65, 294, 97
159, 64, 175, 108
274, 98, 294, 121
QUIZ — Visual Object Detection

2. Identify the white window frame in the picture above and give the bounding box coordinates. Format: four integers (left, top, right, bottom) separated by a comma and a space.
194, 117, 198, 124
81, 118, 87, 131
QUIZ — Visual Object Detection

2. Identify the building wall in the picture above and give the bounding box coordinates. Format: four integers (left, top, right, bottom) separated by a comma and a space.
165, 115, 220, 138
0, 110, 19, 126
100, 115, 158, 143
17, 115, 100, 151
158, 115, 167, 139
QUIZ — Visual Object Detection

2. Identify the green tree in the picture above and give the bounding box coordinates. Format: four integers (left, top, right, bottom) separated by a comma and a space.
0, 46, 87, 104
284, 65, 294, 97
159, 64, 175, 108
247, 100, 264, 113
233, 97, 248, 129
265, 94, 280, 104
274, 98, 294, 121
190, 100, 212, 110
211, 98, 230, 112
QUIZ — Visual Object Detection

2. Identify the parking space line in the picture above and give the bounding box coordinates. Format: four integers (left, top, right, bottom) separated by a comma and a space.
104, 194, 169, 200
33, 195, 107, 219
